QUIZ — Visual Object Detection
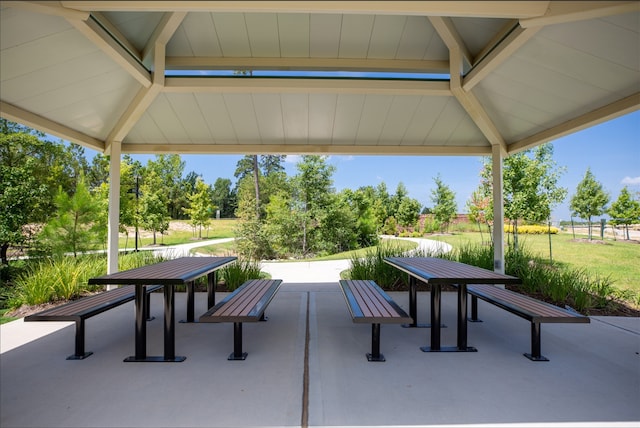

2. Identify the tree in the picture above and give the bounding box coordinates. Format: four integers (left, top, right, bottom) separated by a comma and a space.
0, 123, 73, 264
396, 198, 422, 229
608, 187, 640, 240
295, 155, 336, 255
212, 177, 236, 218
570, 168, 609, 240
183, 178, 214, 238
150, 154, 186, 219
138, 168, 170, 245
466, 188, 492, 242
39, 174, 105, 257
430, 174, 457, 232
481, 143, 566, 251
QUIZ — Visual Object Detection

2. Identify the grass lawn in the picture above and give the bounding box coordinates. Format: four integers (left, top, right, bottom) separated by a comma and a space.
118, 219, 237, 249
428, 232, 640, 293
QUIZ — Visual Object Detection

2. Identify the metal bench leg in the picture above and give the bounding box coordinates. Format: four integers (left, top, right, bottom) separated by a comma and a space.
367, 323, 385, 362
524, 322, 549, 361
68, 318, 92, 360
469, 295, 482, 322
229, 322, 248, 360
145, 288, 155, 321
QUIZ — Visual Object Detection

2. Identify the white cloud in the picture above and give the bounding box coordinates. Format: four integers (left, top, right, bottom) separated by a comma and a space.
621, 176, 640, 186
285, 155, 301, 163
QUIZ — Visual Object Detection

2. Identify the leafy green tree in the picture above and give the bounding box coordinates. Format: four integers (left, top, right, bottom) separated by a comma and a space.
389, 182, 409, 219
570, 168, 609, 240
0, 123, 73, 264
212, 177, 236, 218
183, 178, 214, 238
481, 143, 566, 251
150, 154, 186, 219
430, 174, 457, 232
138, 168, 170, 244
39, 174, 105, 257
396, 198, 422, 229
608, 187, 640, 240
295, 155, 336, 255
466, 188, 492, 242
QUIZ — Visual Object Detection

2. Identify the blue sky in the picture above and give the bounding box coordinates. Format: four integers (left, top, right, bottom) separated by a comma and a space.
83, 110, 639, 223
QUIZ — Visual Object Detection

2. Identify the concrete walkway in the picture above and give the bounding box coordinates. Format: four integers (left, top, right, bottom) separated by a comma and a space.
1, 238, 638, 427
1, 286, 638, 428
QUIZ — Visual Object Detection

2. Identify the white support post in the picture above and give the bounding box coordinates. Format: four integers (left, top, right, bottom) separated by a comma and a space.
491, 144, 505, 277
106, 141, 121, 286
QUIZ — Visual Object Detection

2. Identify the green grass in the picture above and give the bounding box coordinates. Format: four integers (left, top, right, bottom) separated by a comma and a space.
118, 219, 238, 249
428, 231, 640, 293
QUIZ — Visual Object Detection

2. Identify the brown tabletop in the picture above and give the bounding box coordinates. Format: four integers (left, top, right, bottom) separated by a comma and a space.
384, 257, 520, 352
89, 256, 236, 362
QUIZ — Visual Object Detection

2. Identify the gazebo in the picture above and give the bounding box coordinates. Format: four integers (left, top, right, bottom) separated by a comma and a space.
1, 1, 638, 274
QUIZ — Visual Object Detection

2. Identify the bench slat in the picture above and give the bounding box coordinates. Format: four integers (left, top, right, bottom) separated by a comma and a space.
467, 284, 589, 324
24, 285, 162, 321
339, 280, 411, 324
199, 279, 282, 323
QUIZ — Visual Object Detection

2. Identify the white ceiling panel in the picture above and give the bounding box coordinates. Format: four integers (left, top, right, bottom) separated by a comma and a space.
166, 93, 213, 143
192, 93, 237, 143
1, 2, 638, 156
223, 93, 260, 143
310, 14, 341, 58
355, 95, 394, 144
281, 94, 309, 143
308, 94, 337, 142
338, 15, 375, 58
332, 94, 366, 145
212, 13, 251, 57
402, 97, 450, 144
245, 13, 280, 57
277, 13, 310, 58
367, 15, 407, 59
252, 93, 285, 141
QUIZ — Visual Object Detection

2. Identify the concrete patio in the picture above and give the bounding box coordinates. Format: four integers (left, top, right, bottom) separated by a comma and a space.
1, 283, 638, 428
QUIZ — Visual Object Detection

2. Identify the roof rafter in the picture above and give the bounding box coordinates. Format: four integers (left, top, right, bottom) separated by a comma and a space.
428, 16, 473, 69
166, 57, 449, 74
163, 77, 451, 96
509, 92, 640, 153
141, 11, 187, 67
463, 24, 541, 91
449, 50, 507, 154
107, 44, 166, 144
65, 16, 152, 88
60, 1, 550, 19
520, 1, 640, 28
0, 101, 105, 152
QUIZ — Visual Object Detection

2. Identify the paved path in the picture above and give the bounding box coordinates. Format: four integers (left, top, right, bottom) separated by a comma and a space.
260, 237, 451, 282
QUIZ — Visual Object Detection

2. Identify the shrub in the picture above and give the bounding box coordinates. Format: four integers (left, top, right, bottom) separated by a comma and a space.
220, 258, 264, 291
505, 224, 558, 235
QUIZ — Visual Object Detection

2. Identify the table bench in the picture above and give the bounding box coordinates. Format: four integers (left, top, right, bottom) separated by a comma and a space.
199, 279, 282, 360
24, 284, 162, 360
339, 279, 412, 362
466, 284, 590, 361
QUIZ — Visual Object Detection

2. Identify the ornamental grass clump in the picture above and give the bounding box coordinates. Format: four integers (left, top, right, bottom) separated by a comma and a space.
220, 258, 263, 291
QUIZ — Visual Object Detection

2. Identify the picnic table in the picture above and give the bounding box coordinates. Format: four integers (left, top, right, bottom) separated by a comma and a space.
88, 256, 236, 362
384, 257, 520, 352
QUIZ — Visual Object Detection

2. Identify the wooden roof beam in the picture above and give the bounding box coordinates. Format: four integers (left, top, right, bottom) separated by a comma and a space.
61, 2, 550, 19
166, 57, 449, 74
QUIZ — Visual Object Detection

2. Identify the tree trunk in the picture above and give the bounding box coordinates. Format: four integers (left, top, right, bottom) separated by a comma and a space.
1, 243, 9, 266
252, 155, 260, 220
